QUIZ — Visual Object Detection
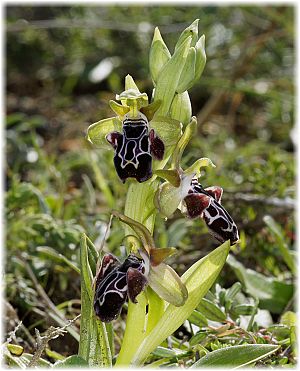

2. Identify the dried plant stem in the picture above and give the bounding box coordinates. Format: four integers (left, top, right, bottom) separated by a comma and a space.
28, 314, 81, 368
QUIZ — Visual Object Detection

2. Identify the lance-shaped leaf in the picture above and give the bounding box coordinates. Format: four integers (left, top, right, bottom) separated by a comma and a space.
149, 27, 171, 83
86, 117, 122, 149
170, 91, 192, 126
150, 116, 182, 147
131, 240, 231, 366
191, 344, 280, 368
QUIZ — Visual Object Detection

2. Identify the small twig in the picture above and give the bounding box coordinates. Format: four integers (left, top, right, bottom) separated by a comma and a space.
5, 321, 23, 344
28, 314, 81, 368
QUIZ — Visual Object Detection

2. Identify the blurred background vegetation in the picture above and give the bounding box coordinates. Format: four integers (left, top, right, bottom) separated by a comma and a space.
5, 5, 296, 367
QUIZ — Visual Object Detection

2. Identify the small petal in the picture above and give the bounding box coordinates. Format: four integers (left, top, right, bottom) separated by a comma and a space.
109, 100, 130, 119
86, 117, 122, 149
149, 129, 165, 160
184, 157, 216, 177
148, 263, 188, 306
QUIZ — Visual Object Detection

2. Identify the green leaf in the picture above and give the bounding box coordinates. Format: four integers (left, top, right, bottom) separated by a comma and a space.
188, 310, 208, 327
191, 344, 279, 368
131, 240, 230, 366
176, 48, 196, 94
197, 298, 226, 322
86, 117, 122, 149
227, 254, 294, 314
263, 215, 296, 274
150, 116, 182, 147
154, 169, 180, 187
53, 355, 89, 368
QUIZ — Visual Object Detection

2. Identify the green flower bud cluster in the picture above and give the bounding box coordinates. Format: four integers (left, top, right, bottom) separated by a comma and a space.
149, 19, 206, 124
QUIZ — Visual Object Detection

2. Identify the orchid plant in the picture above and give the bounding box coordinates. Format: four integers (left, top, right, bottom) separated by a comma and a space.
79, 19, 239, 367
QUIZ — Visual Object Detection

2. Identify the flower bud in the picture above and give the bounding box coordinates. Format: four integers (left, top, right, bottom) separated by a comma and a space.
154, 36, 192, 117
175, 19, 199, 50
149, 27, 171, 84
176, 47, 196, 94
194, 35, 206, 82
170, 91, 192, 125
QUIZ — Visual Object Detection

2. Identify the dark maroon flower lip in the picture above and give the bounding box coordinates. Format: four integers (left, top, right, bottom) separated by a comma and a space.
106, 115, 164, 183
184, 180, 239, 245
94, 253, 147, 322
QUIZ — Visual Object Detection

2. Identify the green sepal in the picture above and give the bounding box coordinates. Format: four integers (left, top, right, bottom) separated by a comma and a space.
154, 169, 181, 187
154, 182, 181, 218
176, 47, 196, 94
170, 91, 192, 126
171, 116, 197, 168
109, 100, 130, 119
148, 262, 188, 306
175, 19, 199, 50
149, 27, 171, 84
150, 247, 177, 266
150, 116, 182, 147
184, 157, 216, 177
124, 74, 140, 91
86, 117, 122, 149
